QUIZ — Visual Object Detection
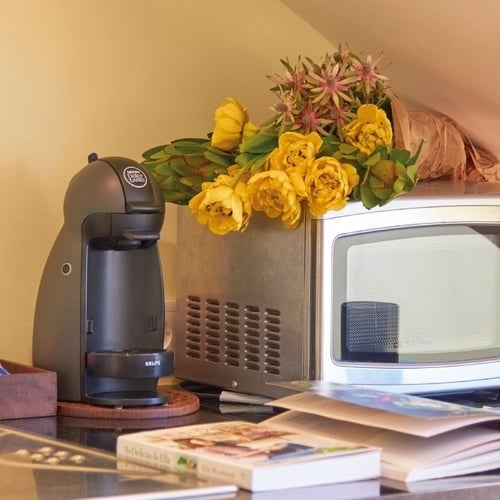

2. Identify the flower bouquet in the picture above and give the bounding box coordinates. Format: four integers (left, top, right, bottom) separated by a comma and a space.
142, 47, 424, 235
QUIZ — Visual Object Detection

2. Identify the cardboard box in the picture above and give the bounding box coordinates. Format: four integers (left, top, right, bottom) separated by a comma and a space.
0, 359, 57, 419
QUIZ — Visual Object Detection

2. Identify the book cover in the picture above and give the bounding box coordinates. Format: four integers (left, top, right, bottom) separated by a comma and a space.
116, 420, 381, 492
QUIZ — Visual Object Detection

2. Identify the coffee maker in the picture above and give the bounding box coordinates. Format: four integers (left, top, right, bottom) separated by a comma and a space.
33, 155, 173, 407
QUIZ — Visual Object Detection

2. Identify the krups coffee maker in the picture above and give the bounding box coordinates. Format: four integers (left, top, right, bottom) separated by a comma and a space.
33, 155, 173, 407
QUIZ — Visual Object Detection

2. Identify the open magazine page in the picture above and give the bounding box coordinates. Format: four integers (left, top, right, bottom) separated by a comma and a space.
267, 389, 500, 437
266, 410, 500, 482
271, 381, 500, 418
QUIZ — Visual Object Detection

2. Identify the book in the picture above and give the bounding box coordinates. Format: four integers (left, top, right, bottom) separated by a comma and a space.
236, 478, 381, 500
265, 381, 500, 483
116, 420, 381, 492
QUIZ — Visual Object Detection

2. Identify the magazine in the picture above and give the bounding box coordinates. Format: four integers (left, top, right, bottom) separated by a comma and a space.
116, 419, 381, 492
266, 381, 500, 483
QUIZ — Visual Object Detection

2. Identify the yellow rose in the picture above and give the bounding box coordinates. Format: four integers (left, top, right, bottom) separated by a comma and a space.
211, 97, 248, 152
342, 104, 393, 155
247, 170, 302, 229
305, 156, 359, 216
189, 174, 252, 235
242, 121, 260, 142
268, 131, 323, 199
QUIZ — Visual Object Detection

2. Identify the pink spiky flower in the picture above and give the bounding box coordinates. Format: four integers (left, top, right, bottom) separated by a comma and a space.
293, 100, 333, 135
307, 57, 358, 109
352, 53, 389, 95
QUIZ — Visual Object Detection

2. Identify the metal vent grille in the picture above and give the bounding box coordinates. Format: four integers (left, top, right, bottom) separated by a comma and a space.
184, 295, 282, 374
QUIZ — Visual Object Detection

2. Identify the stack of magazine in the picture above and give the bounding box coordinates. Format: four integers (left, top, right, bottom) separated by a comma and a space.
117, 381, 500, 492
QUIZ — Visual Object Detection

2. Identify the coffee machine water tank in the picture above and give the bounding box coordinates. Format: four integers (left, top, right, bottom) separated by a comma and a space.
33, 156, 174, 407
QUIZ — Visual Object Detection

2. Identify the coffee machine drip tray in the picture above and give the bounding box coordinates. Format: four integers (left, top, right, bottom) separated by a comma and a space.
86, 389, 170, 407
85, 349, 174, 407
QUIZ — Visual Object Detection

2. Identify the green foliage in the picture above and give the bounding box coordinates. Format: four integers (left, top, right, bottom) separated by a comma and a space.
142, 138, 232, 205
235, 133, 279, 173
320, 135, 421, 209
239, 133, 279, 154
351, 144, 421, 209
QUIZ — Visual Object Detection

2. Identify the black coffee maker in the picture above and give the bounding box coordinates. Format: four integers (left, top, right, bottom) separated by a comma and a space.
33, 155, 173, 407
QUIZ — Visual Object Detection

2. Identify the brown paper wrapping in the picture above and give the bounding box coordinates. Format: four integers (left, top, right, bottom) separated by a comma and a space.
391, 98, 500, 183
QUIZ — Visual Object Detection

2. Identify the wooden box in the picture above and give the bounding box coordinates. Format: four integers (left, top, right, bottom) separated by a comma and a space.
0, 359, 57, 419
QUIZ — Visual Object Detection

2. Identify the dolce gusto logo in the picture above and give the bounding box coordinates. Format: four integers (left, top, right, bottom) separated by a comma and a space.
123, 166, 148, 188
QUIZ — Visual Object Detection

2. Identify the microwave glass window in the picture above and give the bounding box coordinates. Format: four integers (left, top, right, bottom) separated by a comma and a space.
334, 225, 500, 363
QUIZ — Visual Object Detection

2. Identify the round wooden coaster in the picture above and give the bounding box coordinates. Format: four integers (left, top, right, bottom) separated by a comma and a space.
58, 411, 201, 430
57, 389, 199, 420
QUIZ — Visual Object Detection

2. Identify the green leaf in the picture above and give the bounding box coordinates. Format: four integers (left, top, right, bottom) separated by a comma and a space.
320, 143, 340, 157
179, 175, 203, 188
394, 161, 408, 176
239, 133, 278, 154
203, 165, 227, 180
368, 175, 385, 190
149, 150, 171, 161
363, 152, 382, 167
338, 143, 359, 156
331, 150, 345, 161
251, 152, 272, 172
389, 148, 411, 165
159, 176, 183, 191
163, 192, 191, 205
393, 179, 407, 193
171, 137, 209, 146
408, 140, 424, 165
168, 160, 199, 177
166, 143, 206, 156
371, 187, 392, 201
359, 183, 380, 209
204, 149, 234, 167
396, 163, 419, 187
142, 144, 168, 159
154, 162, 177, 176
234, 151, 271, 170
407, 164, 419, 183
206, 146, 235, 157
234, 152, 254, 166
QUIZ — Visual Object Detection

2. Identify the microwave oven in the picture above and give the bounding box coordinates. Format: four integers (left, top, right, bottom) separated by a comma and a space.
172, 180, 500, 398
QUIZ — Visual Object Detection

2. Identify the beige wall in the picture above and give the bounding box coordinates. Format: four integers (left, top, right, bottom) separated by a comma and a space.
0, 0, 333, 364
